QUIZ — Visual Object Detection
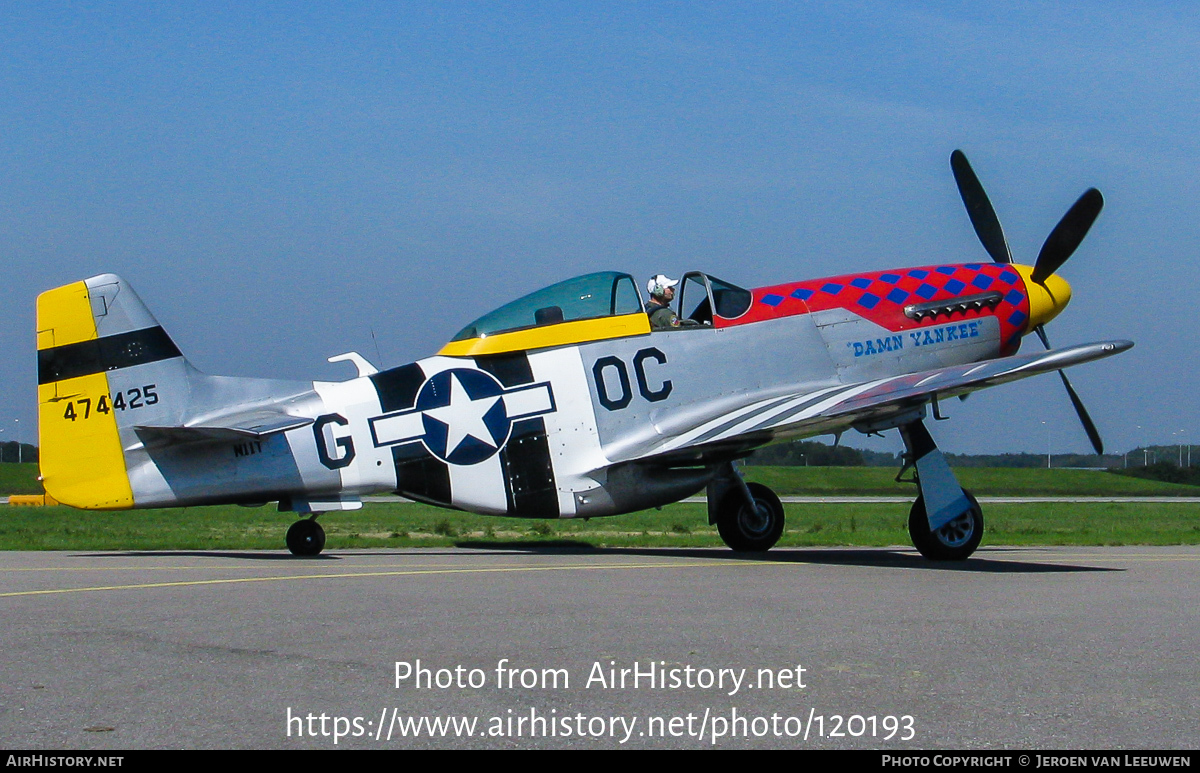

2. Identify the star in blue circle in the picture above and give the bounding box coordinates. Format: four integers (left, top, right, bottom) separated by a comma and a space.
414, 368, 511, 465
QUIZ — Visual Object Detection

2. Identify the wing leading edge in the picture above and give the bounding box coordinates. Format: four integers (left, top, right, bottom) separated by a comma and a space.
622, 340, 1133, 465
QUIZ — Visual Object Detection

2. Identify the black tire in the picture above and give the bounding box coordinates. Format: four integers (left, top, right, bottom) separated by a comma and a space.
908, 489, 983, 561
286, 519, 326, 557
716, 482, 785, 552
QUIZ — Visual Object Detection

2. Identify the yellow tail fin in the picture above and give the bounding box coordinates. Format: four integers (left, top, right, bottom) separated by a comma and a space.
36, 277, 157, 509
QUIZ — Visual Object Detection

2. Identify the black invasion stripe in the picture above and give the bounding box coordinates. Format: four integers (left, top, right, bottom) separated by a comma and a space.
500, 418, 559, 518
475, 354, 555, 516
392, 444, 452, 506
37, 326, 181, 385
475, 352, 533, 387
369, 362, 425, 412
365, 362, 454, 503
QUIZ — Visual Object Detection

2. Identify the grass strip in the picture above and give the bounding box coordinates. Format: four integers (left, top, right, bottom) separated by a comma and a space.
1, 500, 1198, 551
745, 466, 1200, 497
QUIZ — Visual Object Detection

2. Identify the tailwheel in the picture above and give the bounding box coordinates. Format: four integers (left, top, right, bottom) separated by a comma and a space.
286, 518, 326, 557
716, 482, 785, 552
908, 489, 983, 561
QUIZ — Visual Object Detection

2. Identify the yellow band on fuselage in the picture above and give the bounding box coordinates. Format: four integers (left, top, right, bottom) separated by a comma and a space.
437, 312, 652, 357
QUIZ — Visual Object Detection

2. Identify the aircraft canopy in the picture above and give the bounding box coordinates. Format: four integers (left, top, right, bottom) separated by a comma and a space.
451, 271, 643, 342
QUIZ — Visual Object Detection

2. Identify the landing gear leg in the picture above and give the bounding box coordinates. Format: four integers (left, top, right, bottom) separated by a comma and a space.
709, 462, 785, 552
898, 420, 983, 560
286, 517, 326, 557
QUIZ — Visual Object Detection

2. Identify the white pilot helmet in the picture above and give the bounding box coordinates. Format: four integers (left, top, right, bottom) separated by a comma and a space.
647, 274, 679, 298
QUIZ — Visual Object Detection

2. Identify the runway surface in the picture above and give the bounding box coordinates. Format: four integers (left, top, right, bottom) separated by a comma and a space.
0, 546, 1196, 749
6, 495, 1200, 508
363, 495, 1200, 503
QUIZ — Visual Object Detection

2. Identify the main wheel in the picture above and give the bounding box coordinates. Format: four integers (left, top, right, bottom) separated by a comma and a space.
716, 482, 785, 552
286, 519, 326, 556
908, 489, 982, 561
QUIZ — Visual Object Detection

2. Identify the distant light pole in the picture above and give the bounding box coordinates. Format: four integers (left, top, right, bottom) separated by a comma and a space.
1042, 420, 1050, 469
14, 419, 20, 464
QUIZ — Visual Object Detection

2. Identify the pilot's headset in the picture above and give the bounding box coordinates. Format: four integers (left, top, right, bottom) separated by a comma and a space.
647, 275, 679, 298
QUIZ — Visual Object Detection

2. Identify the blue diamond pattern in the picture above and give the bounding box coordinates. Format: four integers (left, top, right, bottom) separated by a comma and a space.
1008, 310, 1027, 326
790, 287, 814, 301
945, 279, 966, 294
857, 292, 880, 309
915, 283, 937, 299
972, 275, 993, 290
761, 294, 784, 307
880, 273, 900, 284
850, 277, 872, 289
999, 270, 1018, 284
965, 263, 982, 270
908, 269, 929, 279
820, 283, 844, 295
1004, 289, 1024, 305
886, 288, 909, 304
936, 266, 957, 275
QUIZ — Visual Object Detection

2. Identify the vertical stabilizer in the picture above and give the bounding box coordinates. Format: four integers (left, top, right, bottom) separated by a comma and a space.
36, 274, 187, 509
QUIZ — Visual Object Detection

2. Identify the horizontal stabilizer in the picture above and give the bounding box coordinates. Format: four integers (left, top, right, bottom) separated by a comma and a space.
134, 410, 314, 447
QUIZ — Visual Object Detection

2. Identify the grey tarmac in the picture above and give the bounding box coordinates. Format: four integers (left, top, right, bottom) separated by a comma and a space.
7, 495, 1200, 505
0, 546, 1196, 749
361, 495, 1200, 504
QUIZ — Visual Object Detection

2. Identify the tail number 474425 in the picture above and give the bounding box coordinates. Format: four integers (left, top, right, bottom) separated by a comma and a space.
62, 384, 159, 421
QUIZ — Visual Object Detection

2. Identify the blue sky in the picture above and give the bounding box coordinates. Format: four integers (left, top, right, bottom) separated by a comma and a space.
2, 2, 1196, 456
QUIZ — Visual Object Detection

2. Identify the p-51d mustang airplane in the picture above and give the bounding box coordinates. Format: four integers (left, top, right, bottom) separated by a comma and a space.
36, 151, 1131, 559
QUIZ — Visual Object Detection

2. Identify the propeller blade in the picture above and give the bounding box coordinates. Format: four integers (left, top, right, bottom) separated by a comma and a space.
950, 149, 1012, 265
1031, 188, 1103, 284
1058, 369, 1105, 456
1034, 324, 1051, 350
1033, 323, 1105, 455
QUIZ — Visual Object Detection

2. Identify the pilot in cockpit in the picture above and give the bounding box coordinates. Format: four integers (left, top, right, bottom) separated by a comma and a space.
645, 275, 699, 330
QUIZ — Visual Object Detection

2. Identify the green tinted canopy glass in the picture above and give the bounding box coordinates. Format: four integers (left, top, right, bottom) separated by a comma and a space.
452, 272, 643, 341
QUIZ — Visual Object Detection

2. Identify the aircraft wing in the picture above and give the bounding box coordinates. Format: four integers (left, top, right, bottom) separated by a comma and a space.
620, 340, 1133, 465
